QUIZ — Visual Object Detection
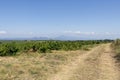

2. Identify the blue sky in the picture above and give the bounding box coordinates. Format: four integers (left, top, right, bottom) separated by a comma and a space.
0, 0, 120, 39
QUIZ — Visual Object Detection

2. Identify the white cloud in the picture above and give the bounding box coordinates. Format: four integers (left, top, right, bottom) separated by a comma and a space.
103, 32, 120, 35
0, 31, 7, 35
29, 32, 34, 35
91, 32, 95, 35
64, 31, 120, 36
64, 31, 95, 35
74, 31, 81, 34
64, 31, 73, 33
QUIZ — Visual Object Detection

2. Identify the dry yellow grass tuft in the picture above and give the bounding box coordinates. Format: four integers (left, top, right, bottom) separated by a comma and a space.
0, 50, 84, 80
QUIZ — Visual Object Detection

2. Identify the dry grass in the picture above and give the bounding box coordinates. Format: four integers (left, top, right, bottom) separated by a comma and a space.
0, 50, 84, 80
49, 44, 120, 80
0, 44, 119, 80
49, 45, 102, 80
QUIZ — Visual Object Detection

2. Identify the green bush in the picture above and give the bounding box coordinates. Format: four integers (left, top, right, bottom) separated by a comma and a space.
0, 43, 18, 56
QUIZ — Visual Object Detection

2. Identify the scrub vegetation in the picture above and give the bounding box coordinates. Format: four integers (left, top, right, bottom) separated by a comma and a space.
112, 39, 120, 61
0, 40, 112, 56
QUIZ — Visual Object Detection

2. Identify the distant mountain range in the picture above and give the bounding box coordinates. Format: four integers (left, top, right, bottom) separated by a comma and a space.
0, 37, 50, 40
54, 35, 93, 40
0, 35, 114, 40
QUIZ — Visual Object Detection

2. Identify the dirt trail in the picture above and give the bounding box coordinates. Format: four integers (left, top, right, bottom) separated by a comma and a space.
48, 44, 120, 80
98, 44, 120, 80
